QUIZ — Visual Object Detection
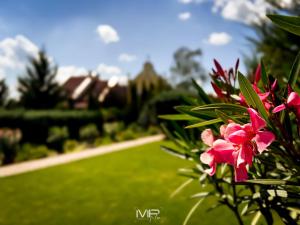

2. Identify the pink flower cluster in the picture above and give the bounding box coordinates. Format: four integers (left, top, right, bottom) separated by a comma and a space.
200, 108, 275, 182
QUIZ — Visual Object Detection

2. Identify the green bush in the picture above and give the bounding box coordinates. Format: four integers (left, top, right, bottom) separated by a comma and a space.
47, 126, 69, 152
0, 110, 103, 143
94, 136, 112, 146
103, 121, 125, 140
116, 129, 137, 141
147, 125, 161, 135
0, 128, 22, 165
79, 124, 100, 143
16, 143, 53, 162
138, 90, 187, 127
63, 140, 79, 152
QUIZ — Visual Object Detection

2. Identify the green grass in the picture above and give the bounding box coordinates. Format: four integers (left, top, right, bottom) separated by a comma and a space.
0, 141, 238, 225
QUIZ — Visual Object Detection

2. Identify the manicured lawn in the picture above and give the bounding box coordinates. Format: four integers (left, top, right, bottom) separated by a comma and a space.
0, 141, 238, 225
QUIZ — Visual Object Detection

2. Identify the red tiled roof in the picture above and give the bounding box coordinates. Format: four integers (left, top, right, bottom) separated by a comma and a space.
63, 76, 87, 94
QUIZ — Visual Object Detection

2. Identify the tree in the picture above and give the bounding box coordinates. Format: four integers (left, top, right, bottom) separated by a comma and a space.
18, 50, 63, 109
247, 1, 300, 80
0, 79, 8, 107
170, 47, 206, 90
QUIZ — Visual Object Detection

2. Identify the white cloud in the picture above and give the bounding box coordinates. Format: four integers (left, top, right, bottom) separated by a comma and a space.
211, 0, 272, 25
56, 66, 89, 84
0, 35, 39, 70
96, 25, 120, 44
96, 63, 122, 77
178, 12, 191, 21
207, 32, 232, 46
118, 53, 137, 62
0, 35, 39, 97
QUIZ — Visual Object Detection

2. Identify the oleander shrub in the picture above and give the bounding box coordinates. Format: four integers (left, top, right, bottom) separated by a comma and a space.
160, 15, 300, 225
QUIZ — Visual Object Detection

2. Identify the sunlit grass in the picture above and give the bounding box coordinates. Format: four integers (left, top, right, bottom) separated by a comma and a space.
0, 141, 237, 225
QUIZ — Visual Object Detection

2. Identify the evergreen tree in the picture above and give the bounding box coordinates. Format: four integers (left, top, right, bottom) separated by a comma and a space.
18, 50, 62, 109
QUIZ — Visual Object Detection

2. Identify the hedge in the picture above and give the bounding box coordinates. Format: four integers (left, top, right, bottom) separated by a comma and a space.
0, 110, 103, 143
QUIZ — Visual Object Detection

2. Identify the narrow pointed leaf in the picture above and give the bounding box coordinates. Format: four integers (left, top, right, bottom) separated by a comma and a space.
238, 72, 269, 121
183, 198, 204, 225
159, 114, 201, 121
286, 51, 300, 91
267, 14, 300, 36
191, 79, 211, 104
170, 179, 194, 198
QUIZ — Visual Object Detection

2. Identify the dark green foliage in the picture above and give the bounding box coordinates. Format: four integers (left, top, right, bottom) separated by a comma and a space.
0, 79, 8, 107
247, 4, 300, 81
16, 143, 52, 162
138, 90, 188, 127
47, 126, 69, 152
79, 124, 100, 143
0, 110, 102, 143
18, 50, 63, 109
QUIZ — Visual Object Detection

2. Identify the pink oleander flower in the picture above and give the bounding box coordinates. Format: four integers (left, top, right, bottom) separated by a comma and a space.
200, 129, 235, 176
273, 92, 300, 119
200, 108, 275, 182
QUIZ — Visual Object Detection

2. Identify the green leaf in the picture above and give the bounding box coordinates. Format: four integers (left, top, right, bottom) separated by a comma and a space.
192, 103, 247, 113
191, 79, 211, 104
183, 198, 204, 225
170, 178, 194, 198
185, 115, 245, 129
251, 211, 262, 225
287, 51, 300, 90
175, 106, 216, 120
245, 179, 289, 185
267, 14, 300, 36
159, 114, 201, 121
215, 109, 241, 123
161, 146, 187, 159
260, 61, 268, 86
185, 118, 222, 129
238, 72, 269, 122
190, 192, 210, 199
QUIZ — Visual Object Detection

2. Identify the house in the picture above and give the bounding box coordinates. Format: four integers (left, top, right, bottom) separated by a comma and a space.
62, 75, 129, 109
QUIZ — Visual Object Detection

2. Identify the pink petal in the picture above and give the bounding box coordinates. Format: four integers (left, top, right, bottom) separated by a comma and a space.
254, 64, 261, 84
200, 150, 216, 176
201, 129, 214, 146
211, 82, 224, 98
200, 150, 214, 165
258, 92, 270, 101
205, 164, 216, 176
234, 164, 248, 182
212, 139, 234, 151
228, 130, 249, 144
248, 108, 266, 131
224, 123, 243, 140
254, 131, 275, 153
287, 92, 300, 107
237, 143, 253, 167
220, 125, 227, 137
273, 104, 286, 113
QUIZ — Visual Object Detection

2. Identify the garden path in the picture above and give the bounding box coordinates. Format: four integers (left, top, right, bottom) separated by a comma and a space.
0, 134, 164, 177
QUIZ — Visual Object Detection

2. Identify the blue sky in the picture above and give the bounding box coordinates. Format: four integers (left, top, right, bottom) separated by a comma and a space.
0, 0, 277, 95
